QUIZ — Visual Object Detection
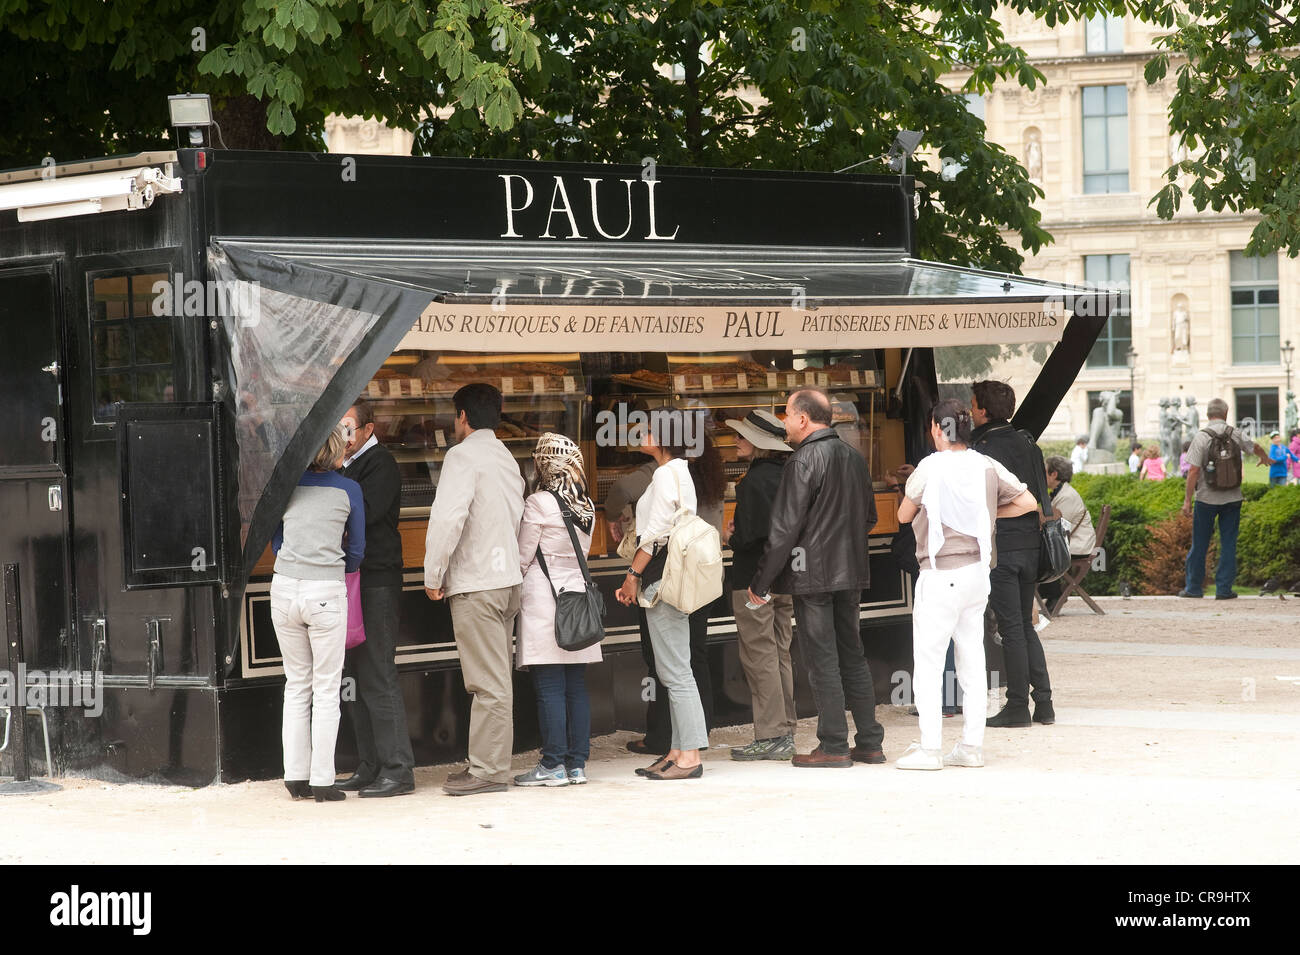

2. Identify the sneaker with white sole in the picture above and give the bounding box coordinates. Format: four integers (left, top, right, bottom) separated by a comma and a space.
1034, 615, 1051, 633
513, 762, 569, 787
943, 742, 984, 767
895, 742, 943, 771
566, 768, 587, 785
986, 687, 1003, 718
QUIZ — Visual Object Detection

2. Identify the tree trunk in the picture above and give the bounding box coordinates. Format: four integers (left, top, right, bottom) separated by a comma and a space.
212, 95, 284, 150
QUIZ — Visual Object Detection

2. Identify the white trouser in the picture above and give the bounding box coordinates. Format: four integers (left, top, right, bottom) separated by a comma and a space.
912, 561, 991, 751
271, 575, 348, 786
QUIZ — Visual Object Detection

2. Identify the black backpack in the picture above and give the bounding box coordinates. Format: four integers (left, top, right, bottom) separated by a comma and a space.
1202, 427, 1243, 490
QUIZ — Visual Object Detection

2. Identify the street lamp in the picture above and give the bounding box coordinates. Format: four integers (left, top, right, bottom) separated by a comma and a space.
1126, 346, 1138, 437
1283, 338, 1295, 393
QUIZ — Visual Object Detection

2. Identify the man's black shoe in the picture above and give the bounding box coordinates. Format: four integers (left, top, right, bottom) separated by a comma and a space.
1177, 589, 1203, 598
1032, 701, 1056, 725
333, 773, 376, 792
1214, 592, 1238, 600
359, 776, 415, 798
986, 704, 1032, 728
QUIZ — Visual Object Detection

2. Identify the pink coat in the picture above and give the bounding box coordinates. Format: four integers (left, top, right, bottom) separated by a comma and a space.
1291, 436, 1300, 478
516, 491, 602, 667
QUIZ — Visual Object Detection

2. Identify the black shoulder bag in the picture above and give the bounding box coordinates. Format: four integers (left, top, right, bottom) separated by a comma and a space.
535, 491, 607, 651
1016, 428, 1070, 584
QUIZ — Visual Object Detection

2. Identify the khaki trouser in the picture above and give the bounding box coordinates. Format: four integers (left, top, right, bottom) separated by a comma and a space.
731, 590, 797, 740
450, 585, 521, 784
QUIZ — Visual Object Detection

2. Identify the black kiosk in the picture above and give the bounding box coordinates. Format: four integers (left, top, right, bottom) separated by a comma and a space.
0, 149, 1108, 783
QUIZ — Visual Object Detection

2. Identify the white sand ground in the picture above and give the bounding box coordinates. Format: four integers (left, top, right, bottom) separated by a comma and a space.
3, 596, 1297, 864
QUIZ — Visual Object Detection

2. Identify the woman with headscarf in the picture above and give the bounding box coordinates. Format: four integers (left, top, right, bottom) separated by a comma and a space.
513, 433, 603, 787
894, 399, 1037, 770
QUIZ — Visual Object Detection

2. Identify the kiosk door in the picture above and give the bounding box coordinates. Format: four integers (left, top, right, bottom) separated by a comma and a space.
0, 265, 71, 669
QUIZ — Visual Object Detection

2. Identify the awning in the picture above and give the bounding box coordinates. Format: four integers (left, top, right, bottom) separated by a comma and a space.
211, 239, 1099, 352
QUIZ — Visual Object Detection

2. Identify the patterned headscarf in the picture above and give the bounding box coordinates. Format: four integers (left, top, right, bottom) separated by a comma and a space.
533, 432, 595, 532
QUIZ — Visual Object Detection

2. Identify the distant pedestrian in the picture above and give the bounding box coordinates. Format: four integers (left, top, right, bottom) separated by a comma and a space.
1139, 446, 1166, 481
723, 410, 797, 761
749, 388, 884, 768
1179, 398, 1272, 600
1037, 456, 1096, 610
1266, 430, 1297, 486
271, 424, 364, 802
513, 433, 601, 788
1179, 440, 1192, 478
1127, 442, 1143, 474
1070, 435, 1089, 474
424, 383, 526, 795
896, 399, 1037, 770
1289, 429, 1300, 484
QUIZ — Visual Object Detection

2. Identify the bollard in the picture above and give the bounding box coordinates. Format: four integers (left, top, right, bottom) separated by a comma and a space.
0, 562, 61, 794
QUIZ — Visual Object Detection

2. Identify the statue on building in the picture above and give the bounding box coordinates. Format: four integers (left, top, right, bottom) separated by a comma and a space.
1285, 390, 1298, 434
1171, 296, 1191, 355
1025, 128, 1043, 182
1087, 390, 1123, 462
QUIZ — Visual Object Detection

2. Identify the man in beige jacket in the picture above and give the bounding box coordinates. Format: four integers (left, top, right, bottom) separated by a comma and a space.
424, 383, 525, 795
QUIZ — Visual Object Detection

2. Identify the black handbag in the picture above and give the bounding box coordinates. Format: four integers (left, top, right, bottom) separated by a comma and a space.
1017, 429, 1071, 584
535, 491, 607, 651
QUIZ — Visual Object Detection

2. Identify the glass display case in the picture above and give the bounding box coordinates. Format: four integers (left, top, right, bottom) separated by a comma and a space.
365, 350, 586, 508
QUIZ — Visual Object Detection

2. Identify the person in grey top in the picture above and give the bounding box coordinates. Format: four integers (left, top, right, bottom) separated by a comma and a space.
271, 424, 365, 802
1179, 398, 1271, 599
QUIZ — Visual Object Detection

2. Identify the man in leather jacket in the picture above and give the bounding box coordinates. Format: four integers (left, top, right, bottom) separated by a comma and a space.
749, 388, 885, 768
969, 380, 1054, 728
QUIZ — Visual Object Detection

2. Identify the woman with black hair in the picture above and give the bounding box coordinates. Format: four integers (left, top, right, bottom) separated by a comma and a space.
895, 399, 1037, 771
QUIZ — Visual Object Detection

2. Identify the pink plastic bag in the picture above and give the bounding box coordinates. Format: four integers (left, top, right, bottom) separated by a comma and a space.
345, 571, 367, 649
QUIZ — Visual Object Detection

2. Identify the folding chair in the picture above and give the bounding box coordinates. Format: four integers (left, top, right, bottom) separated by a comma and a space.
1047, 504, 1111, 617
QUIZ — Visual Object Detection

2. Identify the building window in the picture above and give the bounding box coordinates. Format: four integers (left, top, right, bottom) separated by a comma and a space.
1235, 388, 1279, 434
90, 270, 175, 421
1088, 390, 1134, 439
1229, 251, 1280, 365
1085, 14, 1124, 54
1084, 254, 1132, 367
1081, 85, 1129, 193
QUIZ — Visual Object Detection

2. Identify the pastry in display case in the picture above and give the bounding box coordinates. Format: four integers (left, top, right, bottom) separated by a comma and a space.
364, 351, 587, 508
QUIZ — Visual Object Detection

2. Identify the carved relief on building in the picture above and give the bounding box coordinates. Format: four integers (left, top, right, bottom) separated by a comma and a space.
1170, 293, 1191, 358
1024, 126, 1044, 182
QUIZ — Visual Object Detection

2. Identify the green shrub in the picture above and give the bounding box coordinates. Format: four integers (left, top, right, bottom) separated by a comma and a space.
1037, 439, 1075, 462
1236, 486, 1300, 585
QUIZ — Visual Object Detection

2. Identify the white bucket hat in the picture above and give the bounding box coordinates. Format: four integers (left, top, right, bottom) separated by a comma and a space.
725, 409, 793, 452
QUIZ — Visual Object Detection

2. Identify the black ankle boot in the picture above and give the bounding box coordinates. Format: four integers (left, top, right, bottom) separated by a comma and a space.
313, 785, 346, 802
1033, 701, 1056, 725
986, 703, 1032, 728
284, 780, 312, 800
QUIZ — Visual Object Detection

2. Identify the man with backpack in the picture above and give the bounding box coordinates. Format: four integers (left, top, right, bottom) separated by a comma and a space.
1179, 398, 1272, 599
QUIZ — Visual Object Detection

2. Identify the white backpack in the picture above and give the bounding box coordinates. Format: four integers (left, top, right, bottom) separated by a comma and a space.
654, 468, 723, 614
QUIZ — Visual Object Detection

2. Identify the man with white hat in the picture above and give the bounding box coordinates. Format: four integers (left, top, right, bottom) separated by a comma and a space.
723, 410, 798, 760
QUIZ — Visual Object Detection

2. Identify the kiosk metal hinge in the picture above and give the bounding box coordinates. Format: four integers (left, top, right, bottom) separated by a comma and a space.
145, 618, 163, 690
90, 617, 108, 676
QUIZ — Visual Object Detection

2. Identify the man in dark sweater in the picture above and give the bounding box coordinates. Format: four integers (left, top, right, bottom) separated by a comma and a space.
969, 380, 1054, 728
335, 399, 416, 796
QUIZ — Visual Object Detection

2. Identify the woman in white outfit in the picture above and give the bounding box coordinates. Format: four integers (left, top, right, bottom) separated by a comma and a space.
894, 399, 1037, 770
270, 424, 366, 800
614, 415, 708, 780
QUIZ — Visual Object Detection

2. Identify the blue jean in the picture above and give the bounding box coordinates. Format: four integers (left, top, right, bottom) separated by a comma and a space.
531, 663, 591, 770
1185, 500, 1242, 596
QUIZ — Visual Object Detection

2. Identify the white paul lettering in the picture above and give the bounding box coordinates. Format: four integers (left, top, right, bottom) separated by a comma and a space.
499, 174, 679, 241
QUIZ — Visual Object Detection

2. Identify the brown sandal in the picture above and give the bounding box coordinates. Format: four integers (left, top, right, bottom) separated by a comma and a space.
646, 762, 703, 780
635, 757, 674, 778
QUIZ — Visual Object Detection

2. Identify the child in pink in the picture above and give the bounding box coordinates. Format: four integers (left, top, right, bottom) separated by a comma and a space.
1290, 430, 1300, 484
1139, 446, 1166, 480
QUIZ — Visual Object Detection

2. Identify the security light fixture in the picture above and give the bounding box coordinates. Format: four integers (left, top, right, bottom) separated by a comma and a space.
169, 93, 213, 147
886, 130, 923, 174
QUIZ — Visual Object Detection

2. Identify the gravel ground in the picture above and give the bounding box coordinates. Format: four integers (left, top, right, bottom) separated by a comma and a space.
2, 596, 1297, 864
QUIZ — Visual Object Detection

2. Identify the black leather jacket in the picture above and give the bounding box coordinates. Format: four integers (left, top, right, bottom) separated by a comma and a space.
751, 428, 877, 596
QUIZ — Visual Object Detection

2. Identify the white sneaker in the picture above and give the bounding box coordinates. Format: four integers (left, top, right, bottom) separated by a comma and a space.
1034, 615, 1051, 633
895, 742, 943, 771
986, 688, 1003, 718
943, 742, 984, 768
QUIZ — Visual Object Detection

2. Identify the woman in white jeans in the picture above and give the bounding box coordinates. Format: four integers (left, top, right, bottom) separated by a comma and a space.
893, 399, 1036, 770
270, 424, 365, 800
614, 415, 708, 780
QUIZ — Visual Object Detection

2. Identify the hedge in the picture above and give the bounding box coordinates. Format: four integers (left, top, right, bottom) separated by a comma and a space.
1066, 474, 1300, 594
